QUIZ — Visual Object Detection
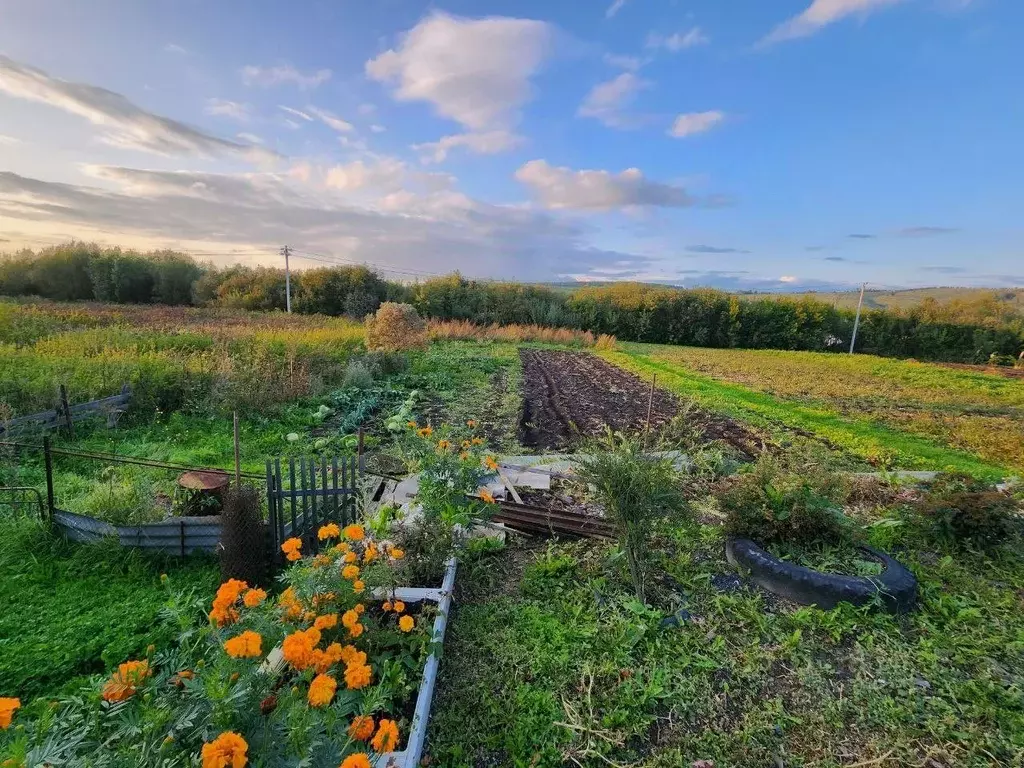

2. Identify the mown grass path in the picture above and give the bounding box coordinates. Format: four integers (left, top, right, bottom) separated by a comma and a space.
599, 347, 1010, 479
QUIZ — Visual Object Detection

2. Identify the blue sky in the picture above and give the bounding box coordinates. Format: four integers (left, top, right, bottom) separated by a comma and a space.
0, 0, 1021, 290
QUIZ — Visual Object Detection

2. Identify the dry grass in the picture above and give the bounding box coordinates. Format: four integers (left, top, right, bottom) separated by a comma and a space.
427, 319, 615, 348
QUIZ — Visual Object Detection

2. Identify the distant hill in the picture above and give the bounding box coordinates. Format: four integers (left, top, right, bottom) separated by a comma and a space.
743, 287, 1024, 315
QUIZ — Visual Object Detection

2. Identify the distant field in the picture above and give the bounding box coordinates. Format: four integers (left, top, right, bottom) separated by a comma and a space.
603, 344, 1023, 477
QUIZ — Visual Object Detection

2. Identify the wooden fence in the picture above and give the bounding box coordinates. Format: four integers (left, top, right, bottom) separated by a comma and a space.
0, 384, 131, 438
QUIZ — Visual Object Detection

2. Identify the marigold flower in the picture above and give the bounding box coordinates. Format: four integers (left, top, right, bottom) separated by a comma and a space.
303, 610, 317, 623
406, 420, 417, 428
461, 440, 471, 449
209, 601, 239, 627
390, 548, 405, 560
417, 426, 433, 437
281, 537, 302, 555
341, 755, 371, 768
381, 600, 392, 612
344, 662, 372, 690
314, 642, 344, 673
224, 630, 262, 659
307, 673, 337, 708
393, 601, 406, 614
343, 524, 365, 541
363, 542, 378, 563
343, 551, 358, 564
466, 419, 478, 428
483, 456, 498, 471
342, 564, 360, 580
313, 555, 332, 568
314, 613, 338, 631
348, 621, 364, 638
334, 541, 352, 554
102, 660, 151, 702
371, 718, 400, 753
286, 550, 302, 562
342, 609, 360, 628
339, 645, 365, 666
242, 588, 267, 608
355, 603, 365, 614
318, 523, 341, 540
353, 580, 365, 594
471, 437, 484, 446
0, 698, 20, 730
348, 715, 375, 741
278, 587, 304, 620
170, 669, 193, 688
459, 452, 469, 460
478, 489, 495, 504
216, 579, 249, 603
399, 615, 415, 633
201, 731, 248, 768
437, 439, 451, 452
282, 628, 321, 671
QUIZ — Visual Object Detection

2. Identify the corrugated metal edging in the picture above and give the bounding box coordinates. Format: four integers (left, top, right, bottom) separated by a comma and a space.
53, 509, 224, 555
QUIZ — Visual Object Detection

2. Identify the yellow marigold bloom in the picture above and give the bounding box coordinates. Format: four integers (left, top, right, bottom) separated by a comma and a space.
224, 630, 262, 659
483, 456, 498, 471
341, 754, 371, 768
399, 615, 415, 633
101, 660, 150, 703
303, 610, 317, 623
282, 628, 321, 671
339, 645, 365, 666
334, 541, 352, 554
393, 601, 406, 613
461, 440, 471, 448
459, 452, 469, 460
381, 600, 392, 612
348, 621, 364, 638
344, 662, 372, 690
0, 698, 20, 730
307, 673, 337, 708
342, 564, 360, 580
313, 555, 332, 569
201, 731, 248, 768
353, 580, 365, 594
242, 588, 267, 608
348, 715, 375, 741
314, 613, 338, 631
479, 489, 495, 504
314, 642, 344, 673
342, 609, 360, 628
281, 537, 302, 554
278, 587, 304, 620
343, 524, 365, 541
437, 439, 451, 452
417, 426, 433, 437
390, 548, 405, 560
372, 718, 400, 753
406, 420, 417, 428
318, 523, 341, 540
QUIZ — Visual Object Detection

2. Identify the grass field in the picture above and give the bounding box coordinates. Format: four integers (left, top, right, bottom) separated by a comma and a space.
601, 344, 1021, 478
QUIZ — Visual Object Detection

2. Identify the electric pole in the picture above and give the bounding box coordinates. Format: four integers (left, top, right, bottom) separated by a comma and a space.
280, 245, 292, 313
849, 282, 866, 354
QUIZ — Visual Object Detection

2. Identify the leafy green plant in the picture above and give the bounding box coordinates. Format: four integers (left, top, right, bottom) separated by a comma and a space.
574, 431, 687, 603
342, 360, 375, 390
913, 473, 1020, 547
77, 466, 164, 525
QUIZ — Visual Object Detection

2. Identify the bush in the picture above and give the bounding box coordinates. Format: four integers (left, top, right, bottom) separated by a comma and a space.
365, 303, 427, 352
913, 473, 1019, 547
720, 453, 854, 546
342, 360, 375, 390
575, 431, 687, 603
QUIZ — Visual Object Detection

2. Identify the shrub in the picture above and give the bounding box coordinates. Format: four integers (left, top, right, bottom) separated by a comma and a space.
574, 431, 687, 603
720, 453, 854, 546
365, 303, 427, 352
913, 473, 1019, 547
342, 360, 375, 390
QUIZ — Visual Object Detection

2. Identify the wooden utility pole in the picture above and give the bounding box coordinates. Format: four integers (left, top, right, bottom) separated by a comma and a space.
281, 245, 292, 313
849, 282, 866, 354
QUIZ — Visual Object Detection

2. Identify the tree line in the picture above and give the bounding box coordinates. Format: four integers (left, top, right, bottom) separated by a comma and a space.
2, 242, 1021, 363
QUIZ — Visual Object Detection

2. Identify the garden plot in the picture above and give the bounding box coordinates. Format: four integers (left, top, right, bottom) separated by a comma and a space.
518, 348, 759, 455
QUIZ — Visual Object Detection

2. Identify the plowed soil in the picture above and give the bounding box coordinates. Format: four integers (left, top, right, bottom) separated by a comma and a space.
518, 349, 759, 454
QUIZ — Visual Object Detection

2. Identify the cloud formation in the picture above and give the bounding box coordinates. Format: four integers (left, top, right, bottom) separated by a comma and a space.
205, 99, 251, 122
366, 12, 553, 133
0, 55, 269, 160
413, 130, 524, 163
686, 244, 749, 254
647, 28, 710, 51
606, 0, 630, 19
578, 73, 652, 129
897, 226, 958, 237
668, 111, 725, 138
515, 159, 694, 211
762, 0, 907, 45
241, 64, 332, 90
307, 106, 353, 133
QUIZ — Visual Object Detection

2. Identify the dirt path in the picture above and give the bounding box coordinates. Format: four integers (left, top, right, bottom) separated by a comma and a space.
518, 349, 758, 454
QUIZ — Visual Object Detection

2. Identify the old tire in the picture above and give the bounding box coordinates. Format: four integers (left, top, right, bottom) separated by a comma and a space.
725, 538, 917, 614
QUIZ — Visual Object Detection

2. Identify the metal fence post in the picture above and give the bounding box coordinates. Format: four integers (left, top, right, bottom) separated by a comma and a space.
42, 435, 55, 522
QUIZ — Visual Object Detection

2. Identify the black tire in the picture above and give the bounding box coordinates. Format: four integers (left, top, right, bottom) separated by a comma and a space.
725, 538, 917, 614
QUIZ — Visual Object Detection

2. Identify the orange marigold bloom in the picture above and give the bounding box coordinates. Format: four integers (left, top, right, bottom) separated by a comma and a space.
399, 615, 415, 633
471, 437, 484, 446
381, 600, 392, 612
282, 538, 302, 561
334, 541, 352, 554
216, 579, 248, 603
313, 555, 332, 569
209, 601, 239, 627
363, 542, 378, 563
347, 622, 364, 638
417, 426, 433, 438
314, 642, 344, 673
170, 669, 194, 687
393, 601, 406, 613
282, 628, 321, 671
352, 580, 365, 594
0, 698, 20, 730
355, 603, 365, 614
406, 420, 417, 428
478, 489, 495, 504
303, 610, 317, 623
348, 715, 375, 741
278, 587, 304, 620
390, 548, 405, 560
318, 523, 341, 540
466, 419, 478, 428
461, 440, 471, 449
341, 754, 371, 768
242, 588, 267, 608
342, 609, 360, 628
339, 645, 365, 666
459, 452, 469, 460
314, 613, 338, 631
307, 673, 337, 708
343, 524, 365, 541
224, 630, 262, 659
102, 660, 151, 702
437, 439, 451, 452
286, 550, 302, 562
342, 564, 360, 580
483, 456, 498, 471
343, 551, 358, 564
371, 718, 400, 753
344, 662, 372, 690
201, 731, 248, 768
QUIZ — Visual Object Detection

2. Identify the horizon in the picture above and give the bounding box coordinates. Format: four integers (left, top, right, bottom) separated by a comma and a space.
1, 0, 1022, 292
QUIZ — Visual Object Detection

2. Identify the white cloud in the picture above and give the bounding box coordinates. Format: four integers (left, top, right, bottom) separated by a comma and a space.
413, 130, 523, 163
278, 105, 313, 122
241, 63, 331, 90
578, 72, 652, 129
0, 134, 20, 145
515, 159, 694, 211
668, 110, 725, 138
205, 99, 251, 122
366, 11, 553, 132
237, 132, 263, 145
647, 27, 710, 51
164, 43, 190, 55
324, 158, 407, 193
762, 0, 907, 44
0, 54, 272, 161
307, 106, 353, 133
369, 124, 386, 134
603, 53, 644, 71
606, 0, 630, 18
779, 275, 798, 283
